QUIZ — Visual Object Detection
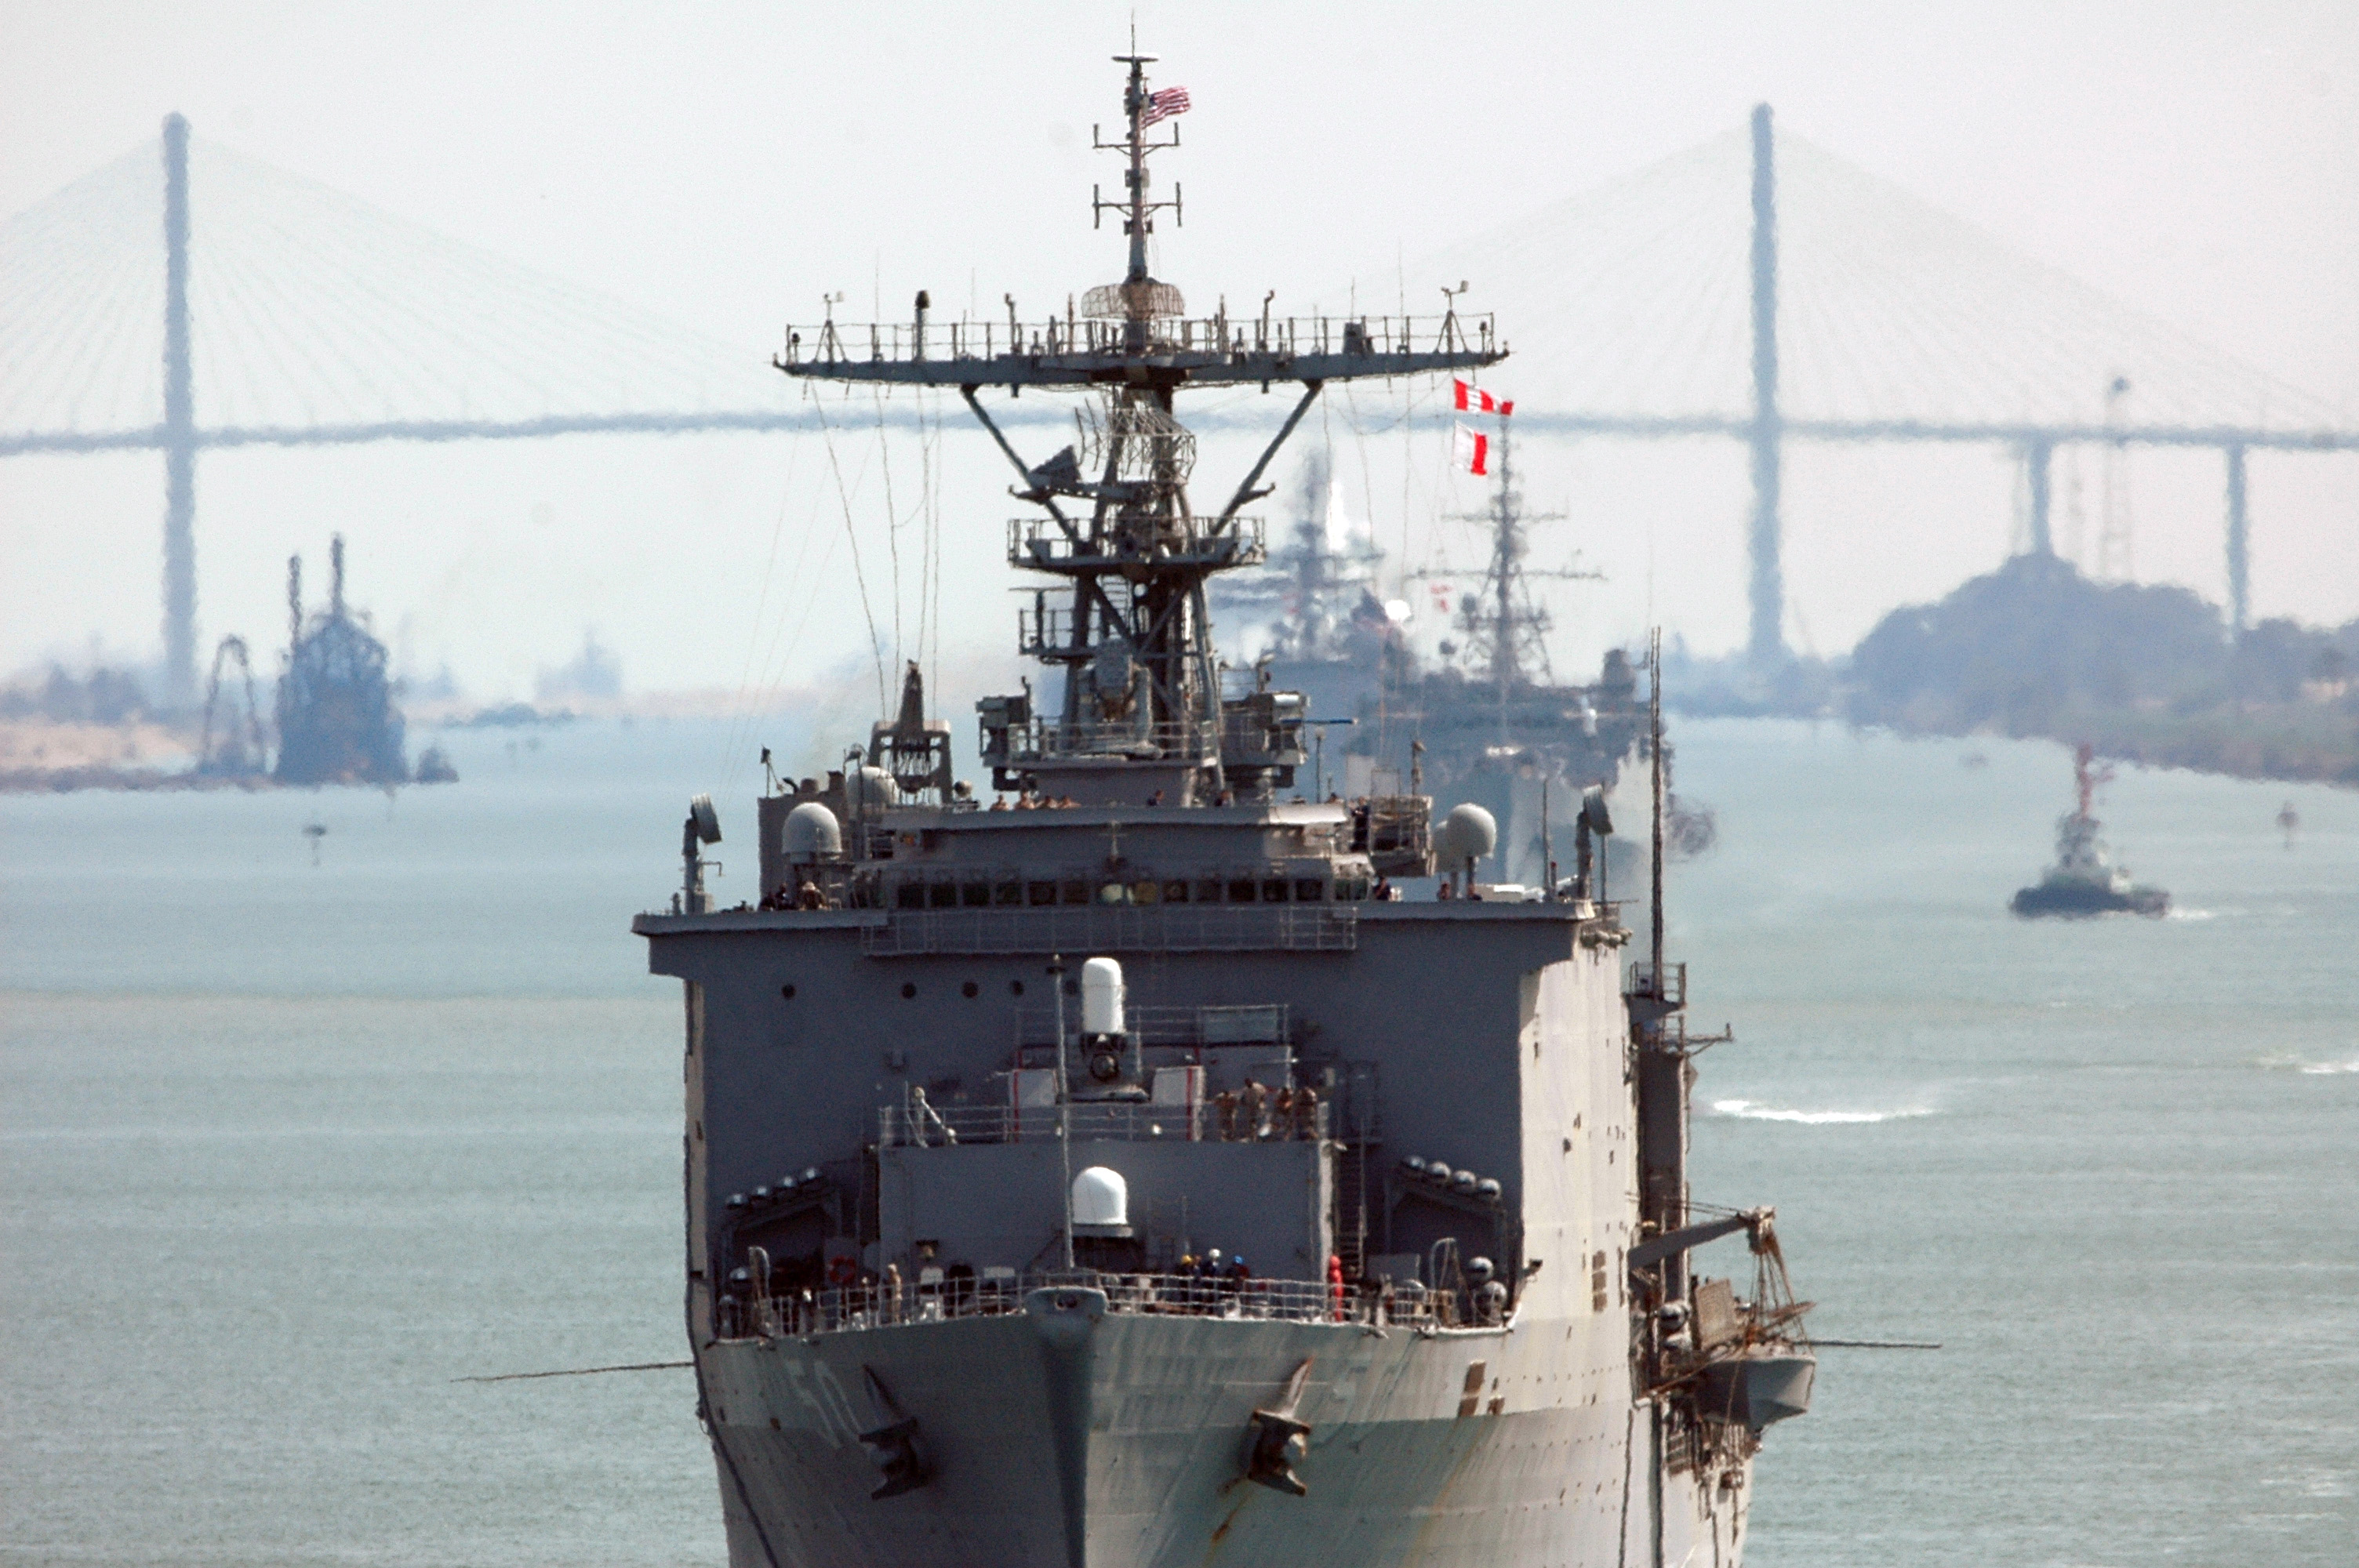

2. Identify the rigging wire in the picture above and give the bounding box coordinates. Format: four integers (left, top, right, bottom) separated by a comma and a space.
925, 389, 946, 706
811, 390, 889, 711
718, 390, 809, 789
873, 387, 903, 675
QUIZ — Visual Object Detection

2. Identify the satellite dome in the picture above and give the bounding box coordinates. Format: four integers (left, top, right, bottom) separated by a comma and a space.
1433, 803, 1499, 866
1071, 1165, 1129, 1229
784, 801, 841, 858
846, 765, 899, 814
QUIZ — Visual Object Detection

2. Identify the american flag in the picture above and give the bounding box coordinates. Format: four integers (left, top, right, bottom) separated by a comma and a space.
1142, 85, 1191, 127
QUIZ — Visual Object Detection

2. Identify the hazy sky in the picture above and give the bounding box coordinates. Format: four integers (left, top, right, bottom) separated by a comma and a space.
4, 2, 2355, 710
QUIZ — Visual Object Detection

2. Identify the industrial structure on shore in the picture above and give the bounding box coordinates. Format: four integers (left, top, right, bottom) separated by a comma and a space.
272, 535, 412, 786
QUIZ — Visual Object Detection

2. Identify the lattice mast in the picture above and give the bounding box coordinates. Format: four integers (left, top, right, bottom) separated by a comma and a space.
1439, 420, 1595, 715
773, 53, 1504, 795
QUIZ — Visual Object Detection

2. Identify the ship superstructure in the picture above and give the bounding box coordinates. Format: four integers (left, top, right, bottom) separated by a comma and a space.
634, 53, 1811, 1568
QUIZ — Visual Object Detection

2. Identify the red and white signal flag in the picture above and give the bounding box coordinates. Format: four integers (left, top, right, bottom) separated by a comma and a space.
1142, 86, 1191, 127
1453, 379, 1513, 416
1453, 423, 1490, 477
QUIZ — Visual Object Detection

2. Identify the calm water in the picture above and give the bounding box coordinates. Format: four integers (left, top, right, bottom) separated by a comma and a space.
4, 717, 2354, 1566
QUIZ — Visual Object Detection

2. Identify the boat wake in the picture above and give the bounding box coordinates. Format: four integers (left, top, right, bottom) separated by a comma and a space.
2257, 1053, 2359, 1076
1709, 1098, 1936, 1125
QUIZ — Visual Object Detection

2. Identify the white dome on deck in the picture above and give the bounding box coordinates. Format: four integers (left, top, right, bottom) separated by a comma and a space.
1071, 1166, 1129, 1229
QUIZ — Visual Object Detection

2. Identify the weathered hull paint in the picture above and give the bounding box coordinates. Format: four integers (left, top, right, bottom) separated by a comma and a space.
700, 1305, 1746, 1568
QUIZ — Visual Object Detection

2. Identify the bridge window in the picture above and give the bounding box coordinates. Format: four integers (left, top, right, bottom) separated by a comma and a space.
1227, 878, 1257, 903
961, 881, 990, 907
994, 881, 1023, 906
1060, 879, 1089, 905
1162, 879, 1190, 903
1262, 879, 1291, 903
1028, 881, 1056, 906
929, 881, 958, 909
1196, 878, 1223, 904
896, 881, 925, 910
1294, 878, 1326, 902
1132, 880, 1160, 904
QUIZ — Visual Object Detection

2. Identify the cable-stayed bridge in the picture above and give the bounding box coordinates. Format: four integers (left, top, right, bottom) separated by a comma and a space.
3, 110, 2352, 707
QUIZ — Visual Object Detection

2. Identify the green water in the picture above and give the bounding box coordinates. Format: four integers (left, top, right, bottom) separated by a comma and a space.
4, 717, 2354, 1565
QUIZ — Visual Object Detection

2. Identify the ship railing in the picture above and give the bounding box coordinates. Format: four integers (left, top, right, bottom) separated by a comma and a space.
777, 312, 1498, 370
862, 903, 1358, 956
880, 1096, 1327, 1149
733, 1268, 1456, 1338
989, 715, 1222, 763
1010, 1002, 1292, 1051
1009, 514, 1267, 572
1627, 960, 1687, 1007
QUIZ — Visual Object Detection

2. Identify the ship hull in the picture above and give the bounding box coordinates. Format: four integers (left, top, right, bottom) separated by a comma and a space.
698, 1293, 1749, 1568
2010, 881, 2168, 918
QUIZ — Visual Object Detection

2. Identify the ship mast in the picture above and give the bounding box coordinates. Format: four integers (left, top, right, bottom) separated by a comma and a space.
1434, 419, 1594, 723
773, 53, 1506, 802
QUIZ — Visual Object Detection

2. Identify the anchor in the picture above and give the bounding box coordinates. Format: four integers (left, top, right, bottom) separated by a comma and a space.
1243, 1357, 1315, 1497
858, 1367, 930, 1500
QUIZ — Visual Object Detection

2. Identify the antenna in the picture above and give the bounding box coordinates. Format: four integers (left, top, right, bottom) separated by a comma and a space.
1648, 627, 1667, 990
1050, 953, 1075, 1270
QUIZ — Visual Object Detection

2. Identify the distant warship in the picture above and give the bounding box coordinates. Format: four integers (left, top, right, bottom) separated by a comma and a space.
634, 52, 1812, 1568
1219, 421, 1654, 888
2012, 744, 2168, 917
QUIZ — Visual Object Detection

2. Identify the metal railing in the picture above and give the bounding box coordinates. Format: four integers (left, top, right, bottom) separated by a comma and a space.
878, 1097, 1327, 1149
1008, 514, 1266, 572
778, 312, 1499, 369
1012, 1003, 1292, 1049
985, 715, 1220, 762
720, 1268, 1467, 1339
1627, 961, 1688, 1006
861, 903, 1358, 956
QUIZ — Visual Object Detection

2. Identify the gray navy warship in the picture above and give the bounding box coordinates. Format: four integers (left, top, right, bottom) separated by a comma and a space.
634, 53, 1812, 1567
1217, 422, 1652, 890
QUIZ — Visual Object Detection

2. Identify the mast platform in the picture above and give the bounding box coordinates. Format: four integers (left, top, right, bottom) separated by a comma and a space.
776, 311, 1501, 391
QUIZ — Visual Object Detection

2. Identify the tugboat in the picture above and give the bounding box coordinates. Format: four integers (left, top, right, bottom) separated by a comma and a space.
2011, 744, 2168, 918
634, 52, 1812, 1567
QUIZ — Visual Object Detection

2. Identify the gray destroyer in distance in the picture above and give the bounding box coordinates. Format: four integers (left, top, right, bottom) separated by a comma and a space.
634, 54, 1814, 1567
